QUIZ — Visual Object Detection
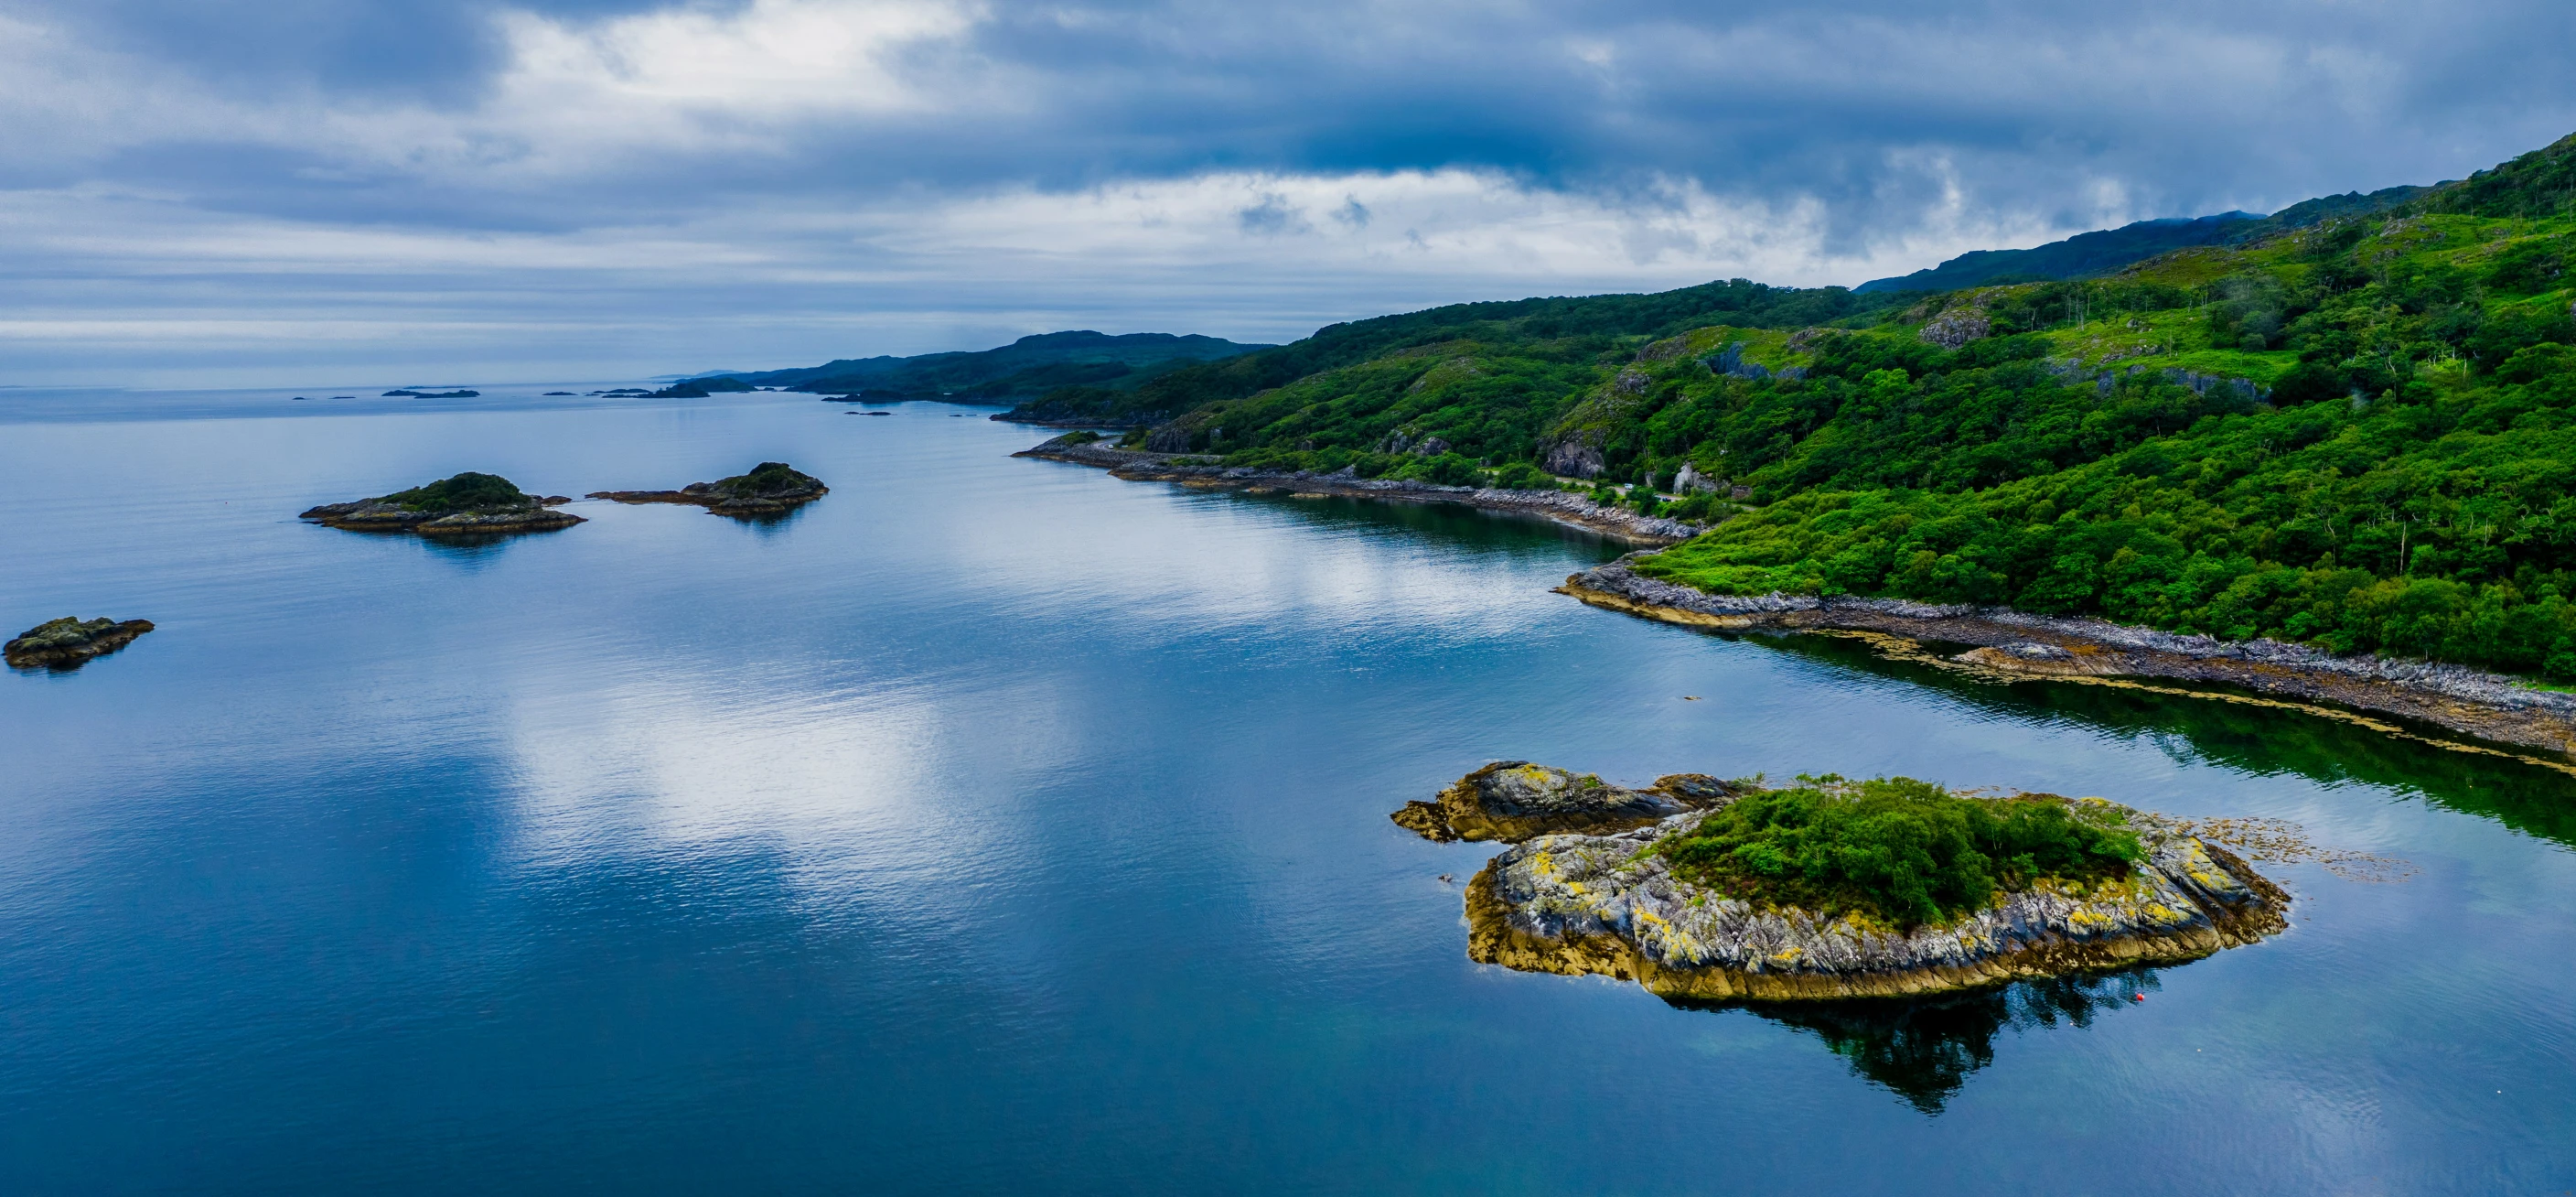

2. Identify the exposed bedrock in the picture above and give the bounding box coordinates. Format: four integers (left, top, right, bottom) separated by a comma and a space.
1465, 804, 2287, 1001
1390, 760, 1734, 842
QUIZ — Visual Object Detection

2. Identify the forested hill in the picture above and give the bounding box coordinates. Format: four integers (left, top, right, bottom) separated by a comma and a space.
998, 278, 1905, 426
1020, 130, 2576, 682
722, 330, 1272, 400
1853, 212, 2262, 293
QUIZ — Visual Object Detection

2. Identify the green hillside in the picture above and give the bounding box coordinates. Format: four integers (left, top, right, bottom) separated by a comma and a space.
729, 330, 1272, 400
1036, 132, 2576, 680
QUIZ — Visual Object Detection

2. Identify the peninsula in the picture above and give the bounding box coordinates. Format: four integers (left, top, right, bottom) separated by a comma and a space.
301, 471, 583, 535
6, 617, 156, 669
1017, 433, 1700, 545
586, 461, 827, 517
1400, 763, 2288, 1000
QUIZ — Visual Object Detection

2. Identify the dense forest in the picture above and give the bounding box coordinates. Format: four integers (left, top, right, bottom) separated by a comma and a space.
1014, 133, 2576, 681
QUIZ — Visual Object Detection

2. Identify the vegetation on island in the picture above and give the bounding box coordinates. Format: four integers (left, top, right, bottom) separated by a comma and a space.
375, 472, 543, 514
1008, 131, 2576, 681
1657, 777, 2143, 928
713, 461, 821, 497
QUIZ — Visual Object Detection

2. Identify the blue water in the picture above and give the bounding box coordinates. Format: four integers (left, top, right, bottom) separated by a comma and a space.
4, 386, 2572, 1193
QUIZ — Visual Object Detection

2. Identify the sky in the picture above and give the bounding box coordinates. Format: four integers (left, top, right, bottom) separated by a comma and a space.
4, 0, 2573, 387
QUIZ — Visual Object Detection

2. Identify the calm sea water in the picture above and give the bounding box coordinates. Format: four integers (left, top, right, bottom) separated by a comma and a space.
4, 386, 2572, 1193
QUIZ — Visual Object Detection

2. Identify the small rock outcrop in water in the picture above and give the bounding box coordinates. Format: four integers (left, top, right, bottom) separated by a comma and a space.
6, 617, 155, 669
301, 472, 583, 535
586, 461, 828, 516
1390, 761, 1733, 842
1404, 764, 2289, 1000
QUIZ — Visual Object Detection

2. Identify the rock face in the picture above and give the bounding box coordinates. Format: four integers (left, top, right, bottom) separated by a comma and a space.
301, 472, 582, 536
1391, 761, 1735, 842
1540, 437, 1607, 479
5, 617, 155, 669
587, 461, 828, 517
1465, 793, 2288, 1001
1917, 307, 1991, 350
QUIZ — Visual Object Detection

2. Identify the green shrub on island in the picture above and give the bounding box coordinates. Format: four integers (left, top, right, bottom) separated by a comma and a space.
377, 472, 539, 514
1657, 776, 2143, 928
714, 461, 818, 497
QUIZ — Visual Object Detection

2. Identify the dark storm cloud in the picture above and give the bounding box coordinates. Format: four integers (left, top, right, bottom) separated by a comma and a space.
5, 0, 2574, 383
22, 0, 2576, 224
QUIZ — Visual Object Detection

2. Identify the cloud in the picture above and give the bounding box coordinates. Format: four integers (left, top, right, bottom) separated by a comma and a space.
3, 0, 2574, 383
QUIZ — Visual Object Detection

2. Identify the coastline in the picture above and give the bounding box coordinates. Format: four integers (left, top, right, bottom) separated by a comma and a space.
1562, 557, 2576, 764
1014, 436, 1701, 546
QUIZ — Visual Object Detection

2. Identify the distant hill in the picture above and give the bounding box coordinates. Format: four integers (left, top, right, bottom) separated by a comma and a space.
718, 330, 1275, 399
1856, 213, 2264, 293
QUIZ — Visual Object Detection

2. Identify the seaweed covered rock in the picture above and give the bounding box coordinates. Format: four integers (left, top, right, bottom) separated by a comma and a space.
587, 461, 827, 516
1461, 774, 2289, 1001
301, 472, 582, 536
1391, 761, 1735, 843
5, 616, 155, 669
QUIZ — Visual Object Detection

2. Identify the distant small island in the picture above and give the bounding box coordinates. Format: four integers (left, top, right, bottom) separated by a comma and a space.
381, 389, 479, 398
1401, 763, 2287, 999
586, 461, 828, 517
6, 617, 156, 670
301, 471, 584, 536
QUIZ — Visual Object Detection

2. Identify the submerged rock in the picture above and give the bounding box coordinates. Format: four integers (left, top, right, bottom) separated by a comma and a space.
1390, 761, 1735, 843
586, 461, 827, 517
5, 617, 155, 669
1458, 785, 2286, 1001
301, 472, 582, 536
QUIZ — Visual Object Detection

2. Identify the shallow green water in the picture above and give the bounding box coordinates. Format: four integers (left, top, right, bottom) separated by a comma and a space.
3, 387, 2571, 1192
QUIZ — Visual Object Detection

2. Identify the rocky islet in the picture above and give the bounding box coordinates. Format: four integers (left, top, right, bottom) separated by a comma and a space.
300, 471, 583, 536
1401, 763, 2290, 1001
586, 461, 828, 517
5, 617, 156, 669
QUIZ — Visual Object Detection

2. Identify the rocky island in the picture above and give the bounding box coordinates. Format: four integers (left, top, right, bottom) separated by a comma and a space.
301, 472, 584, 536
6, 617, 156, 669
586, 461, 828, 517
1391, 760, 1736, 842
1400, 764, 2287, 1000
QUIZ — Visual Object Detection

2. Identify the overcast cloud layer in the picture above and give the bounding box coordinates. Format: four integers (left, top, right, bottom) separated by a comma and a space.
5, 0, 2573, 386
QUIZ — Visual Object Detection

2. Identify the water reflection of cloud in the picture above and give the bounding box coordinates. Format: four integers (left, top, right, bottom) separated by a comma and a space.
944, 472, 1592, 650
493, 666, 1078, 919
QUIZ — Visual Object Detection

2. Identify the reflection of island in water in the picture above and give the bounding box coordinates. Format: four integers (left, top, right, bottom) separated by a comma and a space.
1687, 967, 2163, 1114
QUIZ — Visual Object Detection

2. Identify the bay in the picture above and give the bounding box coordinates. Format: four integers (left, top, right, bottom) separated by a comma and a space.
3, 386, 2571, 1193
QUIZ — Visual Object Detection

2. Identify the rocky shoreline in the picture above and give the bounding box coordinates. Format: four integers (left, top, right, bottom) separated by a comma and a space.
1014, 434, 1701, 545
5, 617, 155, 669
1467, 817, 2286, 1000
1400, 762, 2289, 1000
1562, 557, 2576, 763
